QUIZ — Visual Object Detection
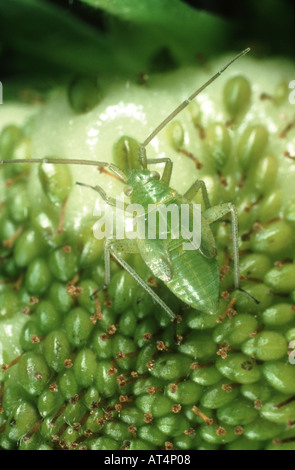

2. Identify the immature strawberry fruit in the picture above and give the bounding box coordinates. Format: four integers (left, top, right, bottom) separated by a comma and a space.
0, 53, 295, 450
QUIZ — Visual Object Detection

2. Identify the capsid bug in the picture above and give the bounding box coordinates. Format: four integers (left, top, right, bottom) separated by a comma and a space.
1, 48, 257, 322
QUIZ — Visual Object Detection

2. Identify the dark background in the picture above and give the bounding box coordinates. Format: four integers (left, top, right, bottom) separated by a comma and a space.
0, 0, 294, 93
47, 0, 295, 56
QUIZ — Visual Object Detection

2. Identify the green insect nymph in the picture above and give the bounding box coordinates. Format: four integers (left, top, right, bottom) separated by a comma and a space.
124, 168, 220, 315
1, 48, 256, 323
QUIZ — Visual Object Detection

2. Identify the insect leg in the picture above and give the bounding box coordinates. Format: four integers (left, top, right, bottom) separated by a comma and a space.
204, 203, 239, 288
105, 239, 177, 321
75, 182, 118, 207
90, 238, 140, 299
75, 182, 133, 213
204, 203, 259, 304
146, 157, 173, 184
139, 145, 148, 169
183, 179, 211, 209
138, 143, 173, 184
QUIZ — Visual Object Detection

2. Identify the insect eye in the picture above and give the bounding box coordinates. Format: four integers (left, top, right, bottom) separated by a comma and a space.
150, 171, 160, 180
124, 186, 133, 196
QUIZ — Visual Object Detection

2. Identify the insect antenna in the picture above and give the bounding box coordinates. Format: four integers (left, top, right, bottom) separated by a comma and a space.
139, 47, 251, 168
0, 157, 127, 182
0, 157, 96, 166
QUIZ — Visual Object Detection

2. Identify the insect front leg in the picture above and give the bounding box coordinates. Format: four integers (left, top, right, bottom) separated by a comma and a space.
146, 157, 173, 185
105, 239, 177, 321
90, 238, 140, 299
139, 145, 173, 184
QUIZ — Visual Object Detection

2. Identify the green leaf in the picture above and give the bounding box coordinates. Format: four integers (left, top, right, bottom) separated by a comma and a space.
81, 0, 222, 27
0, 0, 113, 75
79, 0, 231, 69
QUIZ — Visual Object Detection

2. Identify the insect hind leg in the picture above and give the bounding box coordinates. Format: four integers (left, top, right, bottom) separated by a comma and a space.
183, 179, 211, 209
204, 202, 239, 286
104, 239, 177, 321
89, 239, 140, 298
204, 202, 259, 305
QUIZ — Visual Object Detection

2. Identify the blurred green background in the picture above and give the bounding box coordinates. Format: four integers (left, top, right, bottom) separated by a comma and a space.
0, 0, 294, 99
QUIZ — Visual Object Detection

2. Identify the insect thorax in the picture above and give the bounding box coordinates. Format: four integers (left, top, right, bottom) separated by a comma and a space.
127, 169, 176, 206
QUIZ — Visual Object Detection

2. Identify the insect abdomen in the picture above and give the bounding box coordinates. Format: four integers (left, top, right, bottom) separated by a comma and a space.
165, 239, 220, 315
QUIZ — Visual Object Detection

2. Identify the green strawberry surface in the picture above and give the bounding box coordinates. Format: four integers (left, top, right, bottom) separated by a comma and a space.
0, 54, 295, 450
